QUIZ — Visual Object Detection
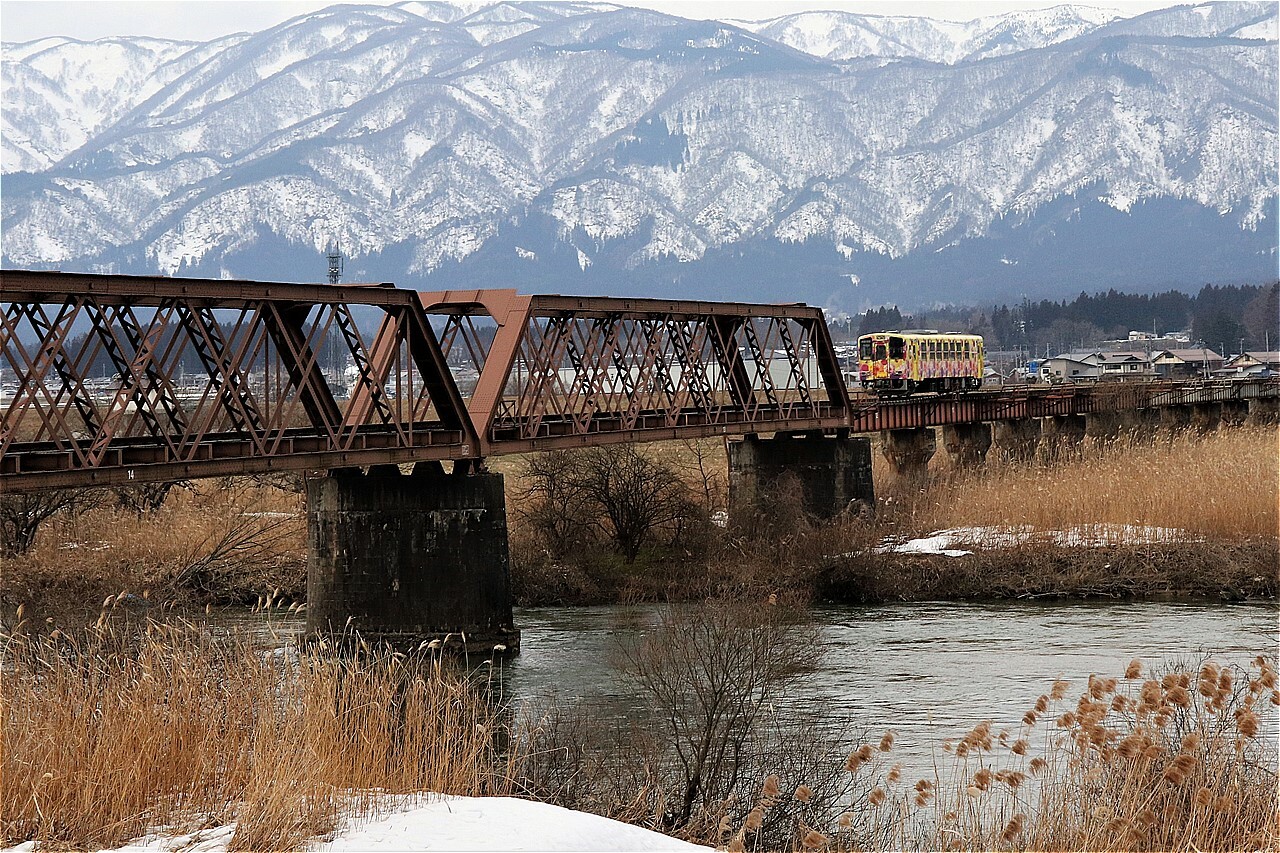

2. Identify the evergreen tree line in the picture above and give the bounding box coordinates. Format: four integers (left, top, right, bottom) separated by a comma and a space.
835, 282, 1279, 356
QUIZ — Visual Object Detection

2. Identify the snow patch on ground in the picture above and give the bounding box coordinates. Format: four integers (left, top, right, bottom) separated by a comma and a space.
1, 795, 711, 853
871, 525, 1201, 557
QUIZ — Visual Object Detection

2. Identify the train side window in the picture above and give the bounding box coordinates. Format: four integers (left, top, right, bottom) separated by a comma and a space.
889, 337, 905, 359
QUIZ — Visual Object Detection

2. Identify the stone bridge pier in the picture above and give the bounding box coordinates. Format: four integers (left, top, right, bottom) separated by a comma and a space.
1119, 408, 1160, 445
1041, 415, 1086, 462
1247, 397, 1280, 426
306, 464, 520, 654
881, 427, 937, 484
1160, 405, 1192, 437
1086, 410, 1122, 445
1190, 403, 1221, 434
1219, 400, 1249, 428
993, 419, 1041, 463
728, 433, 875, 523
942, 422, 992, 468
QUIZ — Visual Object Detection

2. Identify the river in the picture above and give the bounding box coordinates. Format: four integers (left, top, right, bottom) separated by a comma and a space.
230, 599, 1278, 781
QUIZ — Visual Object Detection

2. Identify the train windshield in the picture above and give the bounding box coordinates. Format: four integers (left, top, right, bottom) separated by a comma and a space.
889, 336, 905, 359
859, 339, 873, 360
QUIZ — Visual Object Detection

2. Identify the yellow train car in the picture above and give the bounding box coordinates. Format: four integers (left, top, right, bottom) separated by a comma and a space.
857, 331, 984, 395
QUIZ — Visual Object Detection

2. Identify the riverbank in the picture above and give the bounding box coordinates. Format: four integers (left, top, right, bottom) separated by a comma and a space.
507, 426, 1278, 606
1, 427, 1274, 618
820, 538, 1278, 603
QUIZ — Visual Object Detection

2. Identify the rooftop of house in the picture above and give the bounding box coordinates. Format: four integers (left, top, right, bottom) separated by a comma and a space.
1047, 352, 1100, 364
1094, 351, 1151, 363
1228, 351, 1280, 365
1153, 348, 1225, 362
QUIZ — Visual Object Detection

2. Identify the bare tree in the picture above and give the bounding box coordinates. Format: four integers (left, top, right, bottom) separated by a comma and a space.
0, 489, 98, 557
570, 445, 694, 563
519, 445, 695, 563
619, 599, 818, 829
682, 439, 726, 516
113, 481, 191, 516
518, 450, 597, 555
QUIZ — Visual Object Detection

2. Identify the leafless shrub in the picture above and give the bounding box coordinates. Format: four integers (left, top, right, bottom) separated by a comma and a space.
172, 482, 304, 596
619, 598, 821, 830
517, 450, 599, 555
518, 445, 698, 563
0, 489, 100, 557
512, 599, 855, 848
112, 481, 191, 516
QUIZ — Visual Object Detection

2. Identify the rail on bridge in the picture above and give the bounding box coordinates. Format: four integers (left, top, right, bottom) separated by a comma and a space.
843, 379, 1278, 432
0, 271, 475, 492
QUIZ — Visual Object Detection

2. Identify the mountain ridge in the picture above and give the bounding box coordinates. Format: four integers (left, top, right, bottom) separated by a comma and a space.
2, 0, 1275, 310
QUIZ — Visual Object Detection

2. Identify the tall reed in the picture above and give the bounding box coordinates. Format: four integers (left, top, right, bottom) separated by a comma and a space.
913, 426, 1277, 539
725, 655, 1279, 851
1, 618, 510, 851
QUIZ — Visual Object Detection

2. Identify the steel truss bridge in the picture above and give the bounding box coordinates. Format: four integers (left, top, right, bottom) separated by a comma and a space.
2, 270, 1274, 493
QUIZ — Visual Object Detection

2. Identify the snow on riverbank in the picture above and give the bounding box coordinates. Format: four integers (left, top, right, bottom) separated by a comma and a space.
873, 525, 1200, 558
3, 796, 710, 853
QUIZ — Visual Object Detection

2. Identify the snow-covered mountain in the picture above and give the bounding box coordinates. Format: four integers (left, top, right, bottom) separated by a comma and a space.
2, 1, 1276, 310
730, 4, 1124, 64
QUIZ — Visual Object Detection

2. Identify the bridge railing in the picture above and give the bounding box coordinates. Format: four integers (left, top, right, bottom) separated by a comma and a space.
1, 271, 476, 491
420, 290, 851, 453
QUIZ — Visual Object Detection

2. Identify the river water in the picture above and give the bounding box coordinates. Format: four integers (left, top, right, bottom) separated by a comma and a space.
229, 599, 1278, 779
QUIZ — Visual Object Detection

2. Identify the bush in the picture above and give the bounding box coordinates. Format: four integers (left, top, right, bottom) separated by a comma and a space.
0, 489, 99, 557
517, 445, 699, 563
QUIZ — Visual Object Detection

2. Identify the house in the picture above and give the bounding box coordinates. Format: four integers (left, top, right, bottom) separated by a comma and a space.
1151, 349, 1224, 379
1039, 353, 1101, 382
1091, 351, 1153, 378
1221, 351, 1280, 377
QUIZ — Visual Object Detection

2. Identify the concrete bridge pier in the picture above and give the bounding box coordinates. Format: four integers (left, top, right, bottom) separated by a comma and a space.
992, 419, 1041, 464
881, 427, 937, 484
1160, 405, 1192, 438
1086, 410, 1122, 446
1118, 408, 1160, 445
1041, 415, 1086, 462
1219, 400, 1249, 428
728, 433, 875, 523
942, 422, 992, 468
305, 464, 519, 654
1191, 403, 1221, 434
1247, 397, 1280, 426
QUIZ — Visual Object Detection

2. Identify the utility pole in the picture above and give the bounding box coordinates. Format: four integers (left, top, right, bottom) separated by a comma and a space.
327, 243, 343, 285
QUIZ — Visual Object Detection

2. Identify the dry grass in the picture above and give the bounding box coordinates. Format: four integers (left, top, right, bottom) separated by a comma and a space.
725, 656, 1279, 851
0, 478, 306, 617
910, 426, 1278, 540
0, 618, 511, 851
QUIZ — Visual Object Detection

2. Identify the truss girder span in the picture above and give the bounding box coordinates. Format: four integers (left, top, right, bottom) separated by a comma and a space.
419, 291, 850, 454
0, 271, 476, 492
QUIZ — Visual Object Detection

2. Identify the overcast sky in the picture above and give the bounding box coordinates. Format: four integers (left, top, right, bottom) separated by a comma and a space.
1, 0, 1178, 43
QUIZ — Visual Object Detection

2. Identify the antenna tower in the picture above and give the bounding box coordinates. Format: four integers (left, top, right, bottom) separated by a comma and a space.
326, 243, 343, 284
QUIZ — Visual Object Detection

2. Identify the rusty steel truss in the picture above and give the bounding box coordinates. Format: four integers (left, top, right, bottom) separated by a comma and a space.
3, 271, 1277, 492
420, 289, 849, 454
1, 270, 475, 491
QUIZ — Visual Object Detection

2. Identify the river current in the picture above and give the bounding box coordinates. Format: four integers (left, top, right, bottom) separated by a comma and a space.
229, 599, 1278, 780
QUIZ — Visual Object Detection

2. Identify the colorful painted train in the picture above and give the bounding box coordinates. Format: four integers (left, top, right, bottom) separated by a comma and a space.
857, 331, 985, 396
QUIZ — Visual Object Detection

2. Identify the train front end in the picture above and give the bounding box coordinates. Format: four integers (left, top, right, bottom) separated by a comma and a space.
857, 333, 911, 394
